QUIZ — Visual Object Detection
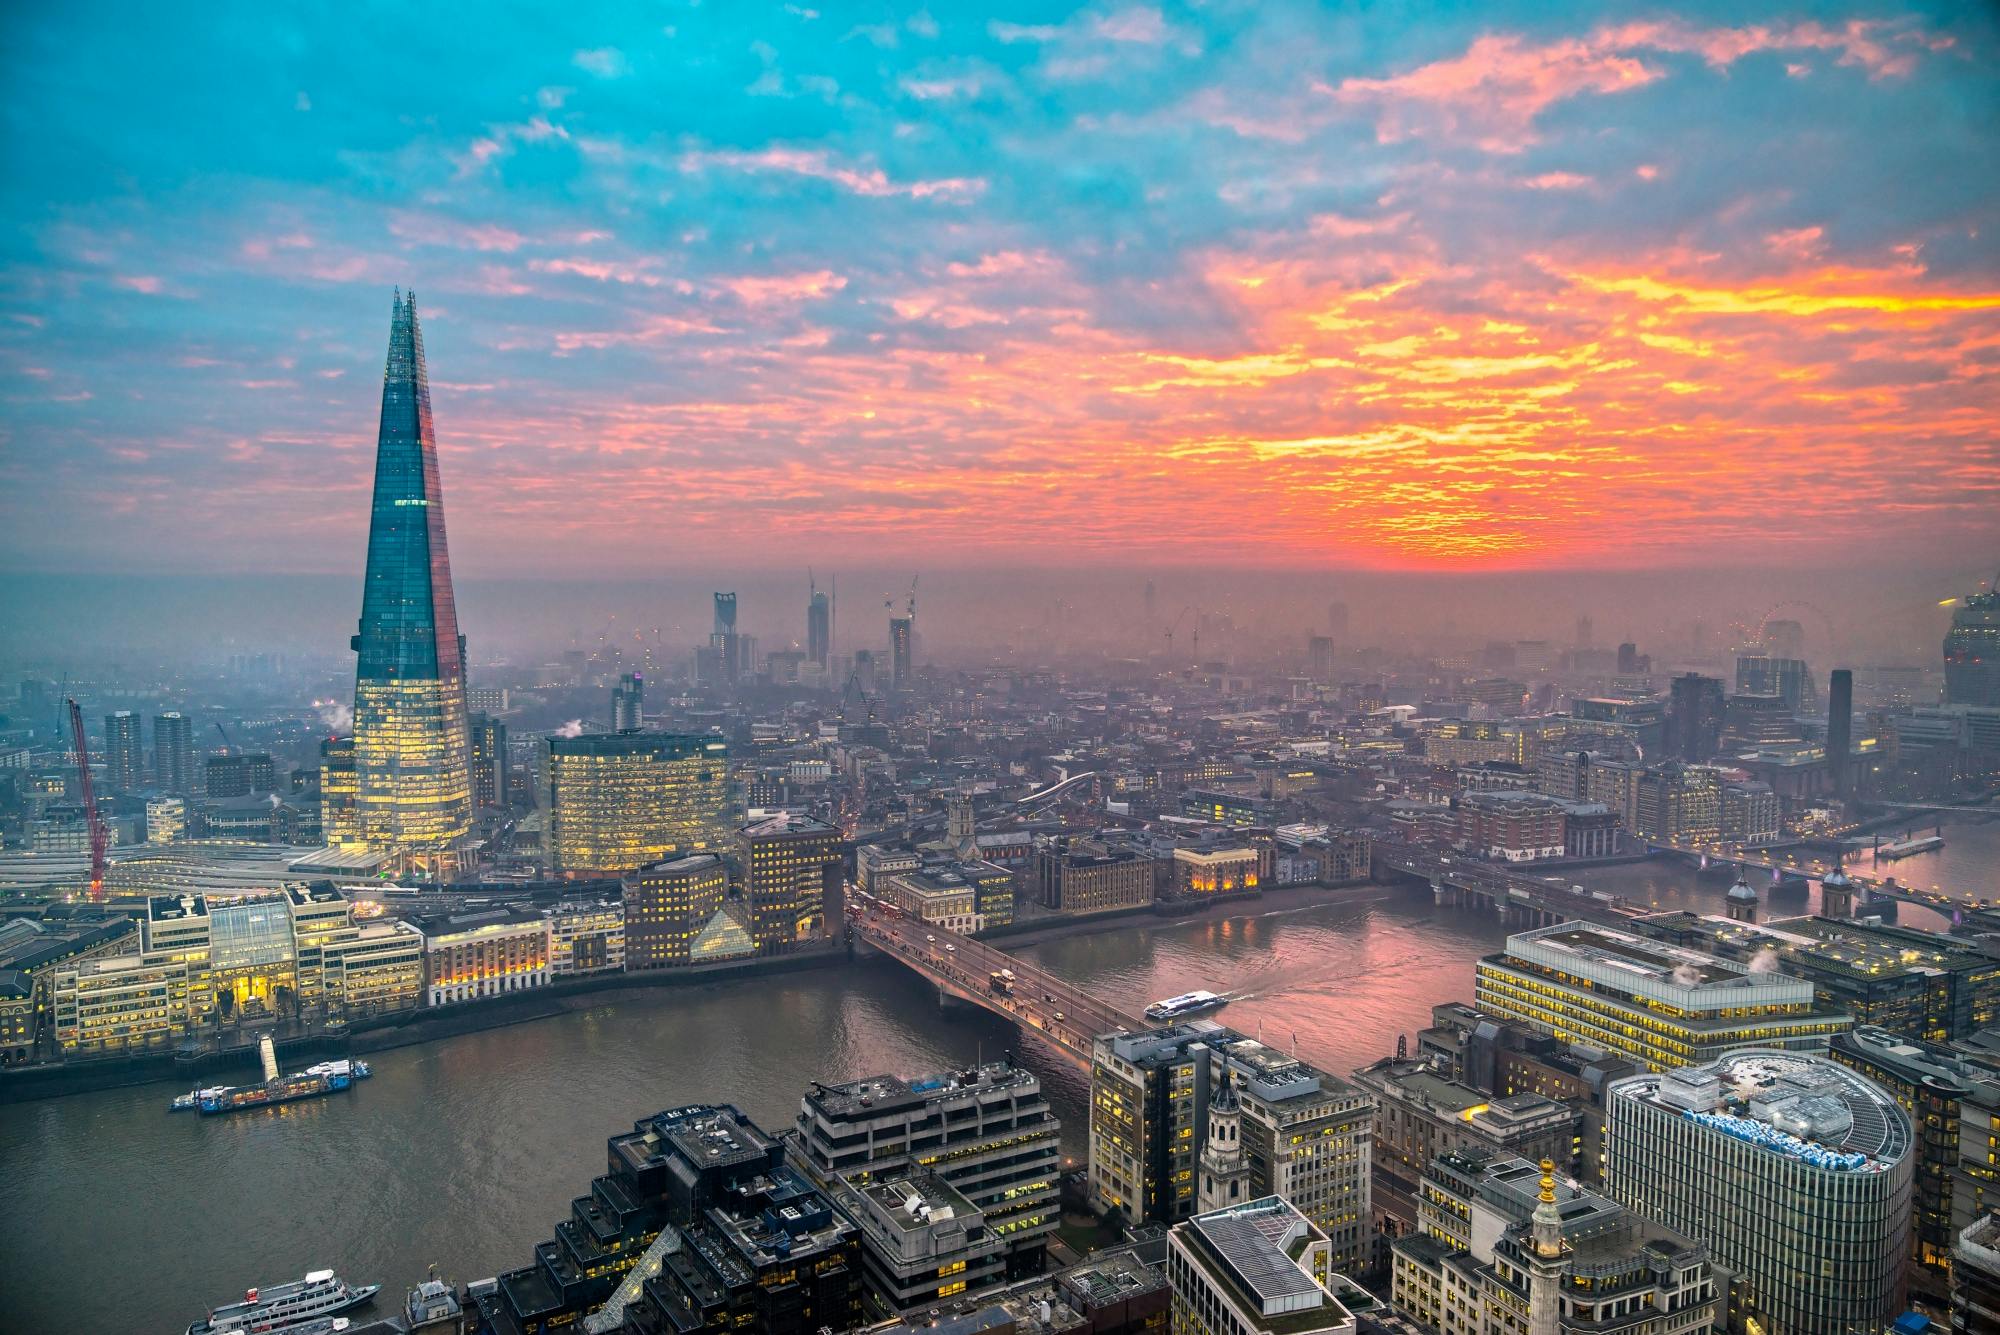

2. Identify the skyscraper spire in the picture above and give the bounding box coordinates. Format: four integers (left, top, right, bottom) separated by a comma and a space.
348, 291, 472, 877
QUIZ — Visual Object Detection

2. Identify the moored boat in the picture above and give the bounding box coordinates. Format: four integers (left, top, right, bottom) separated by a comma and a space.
185, 1269, 379, 1335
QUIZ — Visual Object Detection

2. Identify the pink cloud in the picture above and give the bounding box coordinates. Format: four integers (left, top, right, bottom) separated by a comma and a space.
116, 275, 164, 294
1521, 171, 1592, 190
1328, 18, 1940, 151
717, 270, 848, 305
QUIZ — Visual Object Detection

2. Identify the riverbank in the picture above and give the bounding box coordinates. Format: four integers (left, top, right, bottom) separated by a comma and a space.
0, 876, 1423, 1105
0, 944, 849, 1104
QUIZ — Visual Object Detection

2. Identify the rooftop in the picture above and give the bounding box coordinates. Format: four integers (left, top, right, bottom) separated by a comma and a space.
1616, 1049, 1912, 1172
1501, 921, 1814, 1009
1178, 1197, 1354, 1334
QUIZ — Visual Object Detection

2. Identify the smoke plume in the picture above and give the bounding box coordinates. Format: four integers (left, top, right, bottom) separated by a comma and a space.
555, 718, 585, 738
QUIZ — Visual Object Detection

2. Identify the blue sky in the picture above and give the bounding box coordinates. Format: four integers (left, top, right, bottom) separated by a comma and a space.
2, 1, 1996, 575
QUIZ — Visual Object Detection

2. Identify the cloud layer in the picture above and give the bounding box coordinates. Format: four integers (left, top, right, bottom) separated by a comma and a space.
1, 2, 1995, 575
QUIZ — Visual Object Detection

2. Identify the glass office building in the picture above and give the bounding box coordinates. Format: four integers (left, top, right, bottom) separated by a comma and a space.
1606, 1051, 1913, 1334
546, 732, 730, 875
349, 291, 473, 876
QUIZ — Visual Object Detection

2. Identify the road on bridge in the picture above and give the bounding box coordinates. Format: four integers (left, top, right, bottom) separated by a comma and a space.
849, 893, 1139, 1066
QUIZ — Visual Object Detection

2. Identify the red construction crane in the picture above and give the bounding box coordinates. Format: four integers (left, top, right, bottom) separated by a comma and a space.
65, 699, 109, 901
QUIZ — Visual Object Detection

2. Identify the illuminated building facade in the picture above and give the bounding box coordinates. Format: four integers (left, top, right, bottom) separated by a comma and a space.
319, 735, 359, 846
546, 731, 729, 876
1606, 1052, 1913, 1333
1171, 845, 1261, 897
349, 291, 474, 877
546, 899, 623, 975
624, 852, 731, 969
1473, 923, 1850, 1073
415, 907, 550, 1006
739, 811, 844, 954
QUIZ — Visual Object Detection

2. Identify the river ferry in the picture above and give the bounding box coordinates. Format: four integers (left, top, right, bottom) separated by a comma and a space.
169, 1037, 372, 1115
185, 1269, 379, 1334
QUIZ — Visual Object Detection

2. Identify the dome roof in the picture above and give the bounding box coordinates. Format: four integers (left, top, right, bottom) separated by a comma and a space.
1727, 874, 1759, 902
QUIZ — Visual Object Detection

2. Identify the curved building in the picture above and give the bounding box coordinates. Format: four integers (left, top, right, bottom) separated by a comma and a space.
348, 292, 473, 877
1606, 1050, 1913, 1334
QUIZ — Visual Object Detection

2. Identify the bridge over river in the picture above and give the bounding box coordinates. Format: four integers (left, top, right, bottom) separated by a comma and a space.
848, 890, 1138, 1066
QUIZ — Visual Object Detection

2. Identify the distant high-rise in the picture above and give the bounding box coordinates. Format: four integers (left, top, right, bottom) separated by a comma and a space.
103, 711, 142, 792
1143, 579, 1157, 621
807, 589, 831, 667
712, 591, 737, 637
349, 291, 473, 875
1664, 673, 1725, 762
889, 616, 913, 691
1574, 614, 1593, 649
711, 591, 741, 682
1944, 578, 2000, 707
1736, 654, 1816, 711
153, 712, 193, 795
469, 714, 508, 809
610, 672, 644, 733
1827, 668, 1854, 795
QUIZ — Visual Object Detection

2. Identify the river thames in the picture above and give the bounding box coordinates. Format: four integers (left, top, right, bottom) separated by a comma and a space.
5, 823, 1996, 1333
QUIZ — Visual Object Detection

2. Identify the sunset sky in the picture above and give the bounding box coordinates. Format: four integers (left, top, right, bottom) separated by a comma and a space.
2, 2, 1996, 577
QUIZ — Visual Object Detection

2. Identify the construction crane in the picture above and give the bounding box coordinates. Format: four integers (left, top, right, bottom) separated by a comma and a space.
1164, 606, 1201, 660
213, 720, 233, 755
65, 699, 109, 901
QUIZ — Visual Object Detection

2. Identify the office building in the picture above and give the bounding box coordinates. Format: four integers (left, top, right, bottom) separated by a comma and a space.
624, 852, 739, 969
832, 1168, 1006, 1315
546, 732, 730, 876
469, 713, 507, 810
1662, 673, 1725, 763
1166, 1197, 1363, 1335
479, 1104, 863, 1335
1955, 1214, 2000, 1335
319, 735, 359, 846
153, 712, 194, 795
349, 291, 475, 877
1631, 911, 2000, 1043
204, 752, 274, 798
1348, 1055, 1574, 1234
1090, 1027, 1372, 1273
1944, 580, 2000, 707
1170, 844, 1261, 897
611, 672, 645, 733
102, 710, 143, 792
414, 907, 550, 1006
51, 887, 419, 1051
146, 795, 186, 844
1720, 691, 1800, 751
891, 616, 914, 691
1389, 1148, 1717, 1335
1452, 791, 1566, 862
809, 588, 832, 667
739, 811, 844, 954
1828, 667, 1855, 795
1735, 654, 1817, 711
795, 1062, 1062, 1279
1831, 1026, 1986, 1304
1473, 922, 1850, 1073
1035, 839, 1155, 914
1605, 1051, 1914, 1334
546, 900, 624, 976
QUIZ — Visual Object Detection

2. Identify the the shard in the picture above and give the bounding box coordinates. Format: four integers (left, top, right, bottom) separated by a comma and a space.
347, 290, 472, 874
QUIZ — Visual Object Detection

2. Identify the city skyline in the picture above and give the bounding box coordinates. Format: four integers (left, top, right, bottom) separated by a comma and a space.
4, 3, 1998, 578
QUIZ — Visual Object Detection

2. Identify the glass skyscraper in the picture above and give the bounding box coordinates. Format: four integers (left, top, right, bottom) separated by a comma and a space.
348, 292, 472, 875
1944, 580, 2000, 707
